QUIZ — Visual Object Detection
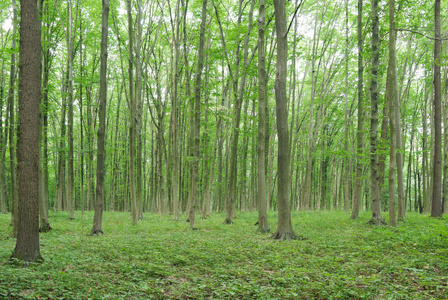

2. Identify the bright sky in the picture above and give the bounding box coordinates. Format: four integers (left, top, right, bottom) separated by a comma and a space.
2, 19, 12, 31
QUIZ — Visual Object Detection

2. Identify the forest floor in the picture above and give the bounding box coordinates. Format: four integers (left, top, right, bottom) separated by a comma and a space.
0, 210, 447, 299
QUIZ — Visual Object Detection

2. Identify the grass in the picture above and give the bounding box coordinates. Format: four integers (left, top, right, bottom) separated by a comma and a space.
0, 210, 447, 299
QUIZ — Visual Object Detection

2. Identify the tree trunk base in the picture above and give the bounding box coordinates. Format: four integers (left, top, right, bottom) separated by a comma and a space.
223, 219, 233, 225
39, 224, 52, 233
90, 229, 104, 236
10, 252, 44, 264
367, 217, 387, 226
270, 231, 304, 241
257, 227, 270, 234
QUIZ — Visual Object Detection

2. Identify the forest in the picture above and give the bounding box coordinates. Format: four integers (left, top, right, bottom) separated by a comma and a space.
1, 0, 448, 297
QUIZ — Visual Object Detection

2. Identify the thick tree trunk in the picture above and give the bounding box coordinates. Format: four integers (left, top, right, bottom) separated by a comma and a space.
11, 0, 43, 263
271, 0, 298, 241
367, 0, 385, 225
187, 0, 207, 230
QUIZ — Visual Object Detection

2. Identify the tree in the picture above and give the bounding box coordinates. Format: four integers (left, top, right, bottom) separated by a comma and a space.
11, 0, 43, 263
91, 0, 109, 236
38, 0, 51, 232
270, 0, 298, 241
256, 0, 269, 233
350, 0, 364, 220
187, 0, 207, 231
127, 0, 138, 224
431, 0, 442, 217
8, 0, 18, 236
367, 0, 385, 225
387, 0, 398, 227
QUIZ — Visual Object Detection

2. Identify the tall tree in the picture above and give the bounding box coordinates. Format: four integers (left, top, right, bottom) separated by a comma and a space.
66, 0, 75, 220
350, 0, 364, 220
256, 0, 269, 233
270, 0, 298, 241
343, 0, 350, 213
38, 0, 51, 232
431, 0, 442, 217
367, 0, 385, 225
171, 0, 181, 221
127, 0, 138, 224
387, 0, 398, 227
11, 0, 43, 263
187, 0, 207, 230
8, 0, 18, 235
91, 0, 109, 235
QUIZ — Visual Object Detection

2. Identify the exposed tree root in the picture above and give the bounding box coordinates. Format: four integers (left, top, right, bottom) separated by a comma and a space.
270, 231, 306, 241
90, 229, 104, 236
223, 219, 233, 225
257, 227, 270, 234
367, 217, 387, 226
39, 224, 52, 233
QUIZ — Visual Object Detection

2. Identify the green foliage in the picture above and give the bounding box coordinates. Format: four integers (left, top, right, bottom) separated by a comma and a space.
1, 211, 447, 299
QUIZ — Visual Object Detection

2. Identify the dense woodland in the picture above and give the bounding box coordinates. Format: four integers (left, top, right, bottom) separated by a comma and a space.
1, 0, 448, 242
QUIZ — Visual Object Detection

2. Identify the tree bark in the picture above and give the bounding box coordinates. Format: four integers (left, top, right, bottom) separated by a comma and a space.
187, 0, 207, 230
11, 0, 43, 263
91, 0, 109, 235
127, 0, 138, 224
387, 0, 398, 227
257, 0, 269, 233
271, 0, 298, 241
67, 0, 75, 220
8, 0, 18, 235
350, 0, 364, 220
367, 0, 385, 225
431, 0, 442, 217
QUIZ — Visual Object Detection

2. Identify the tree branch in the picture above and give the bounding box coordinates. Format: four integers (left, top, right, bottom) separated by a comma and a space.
395, 28, 447, 40
285, 0, 305, 38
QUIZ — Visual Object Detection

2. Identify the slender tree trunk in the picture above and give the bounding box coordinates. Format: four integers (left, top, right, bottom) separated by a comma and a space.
127, 0, 138, 224
135, 0, 143, 221
422, 86, 429, 213
257, 0, 269, 233
37, 0, 51, 231
171, 0, 181, 221
432, 0, 442, 217
8, 0, 18, 235
91, 0, 109, 235
67, 0, 75, 220
350, 0, 364, 220
0, 55, 6, 214
344, 0, 350, 213
387, 0, 398, 227
443, 55, 448, 215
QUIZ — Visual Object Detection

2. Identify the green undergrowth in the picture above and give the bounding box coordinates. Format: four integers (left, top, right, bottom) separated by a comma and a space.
1, 210, 447, 299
